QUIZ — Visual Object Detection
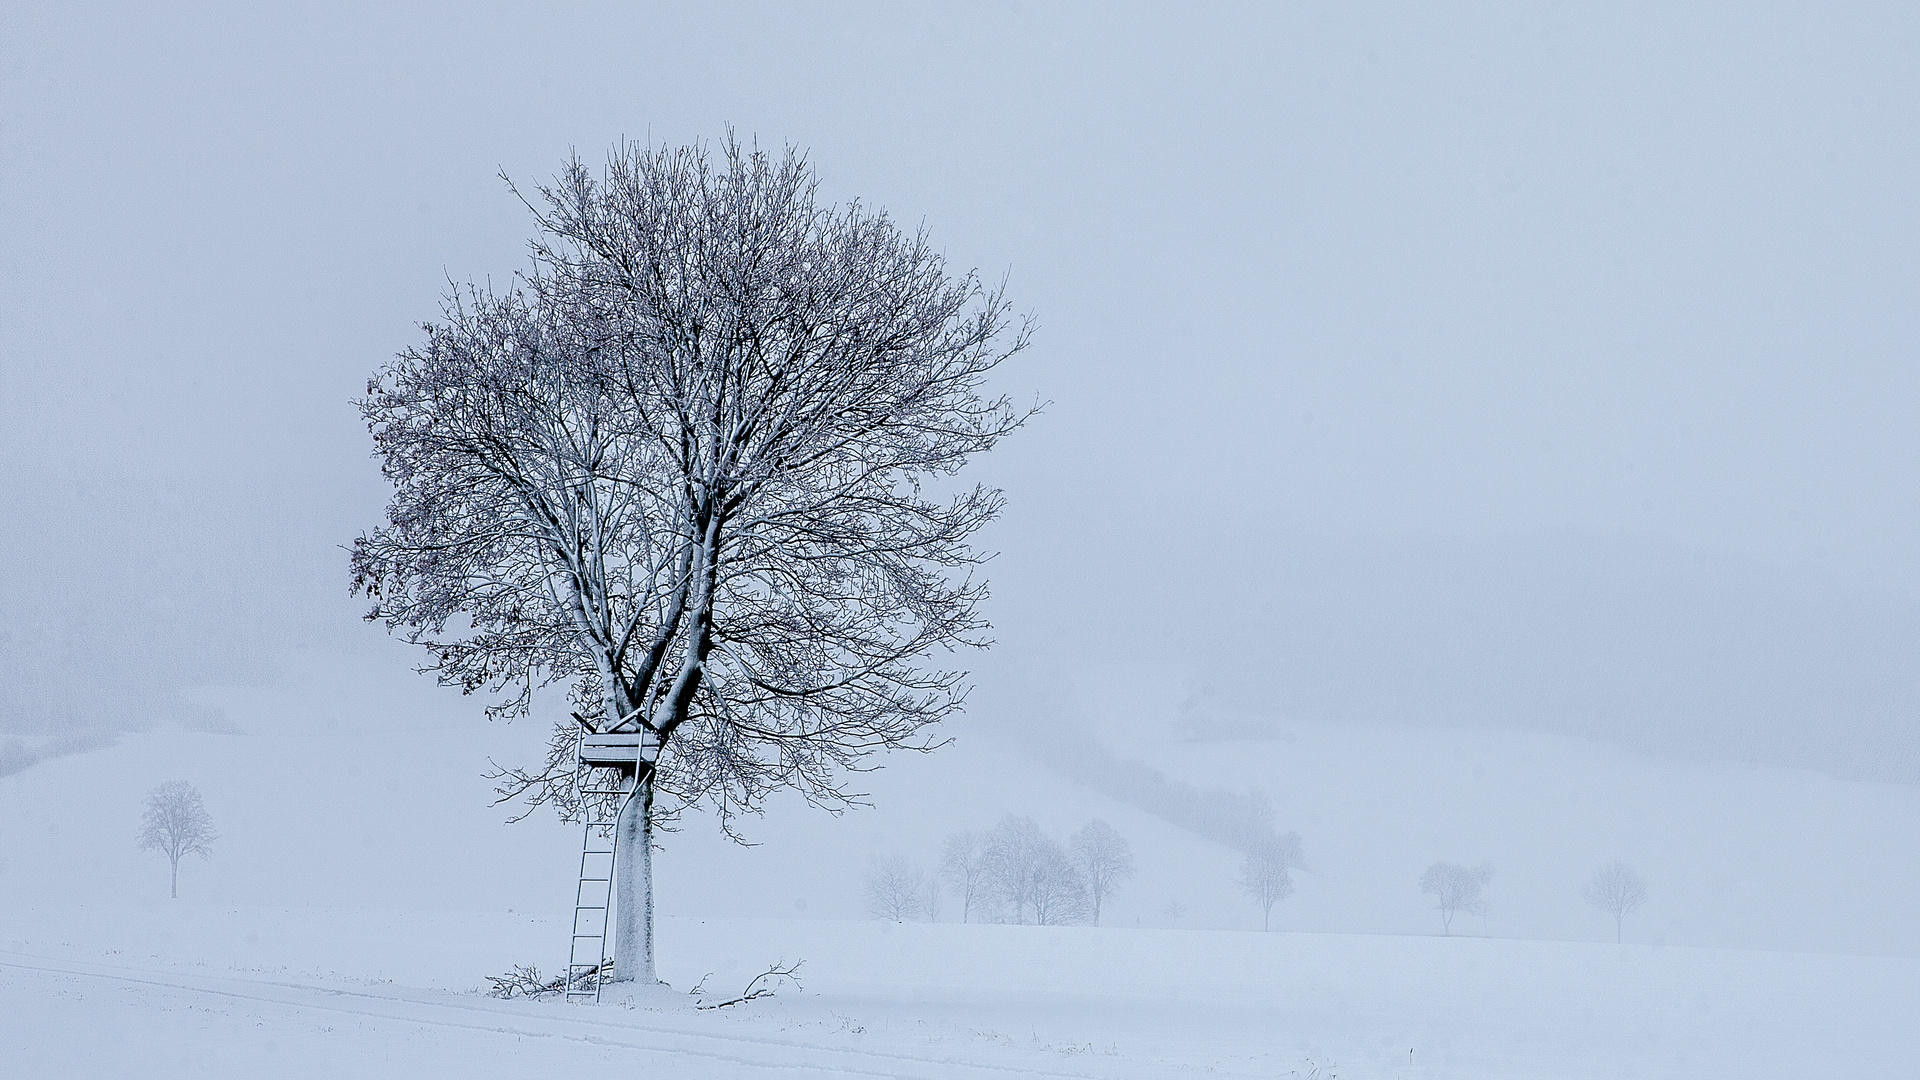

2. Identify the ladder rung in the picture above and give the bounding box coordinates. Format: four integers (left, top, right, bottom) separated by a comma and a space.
578, 877, 610, 883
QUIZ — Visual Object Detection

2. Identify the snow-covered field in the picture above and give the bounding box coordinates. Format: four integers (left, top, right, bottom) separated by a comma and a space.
4, 653, 1918, 1076
5, 905, 1917, 1078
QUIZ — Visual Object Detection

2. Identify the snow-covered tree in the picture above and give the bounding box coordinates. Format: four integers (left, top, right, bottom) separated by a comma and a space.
1237, 832, 1303, 931
939, 830, 987, 923
865, 854, 927, 922
352, 137, 1032, 987
1068, 819, 1134, 926
1582, 861, 1650, 943
136, 781, 216, 900
1420, 861, 1493, 935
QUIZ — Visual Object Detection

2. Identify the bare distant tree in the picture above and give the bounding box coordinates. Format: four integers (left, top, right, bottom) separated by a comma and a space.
981, 815, 1087, 925
1028, 839, 1090, 926
865, 854, 927, 922
1238, 832, 1303, 931
923, 875, 944, 922
980, 816, 1042, 922
136, 781, 216, 899
1160, 900, 1187, 928
940, 830, 987, 923
1068, 820, 1134, 926
1582, 861, 1650, 943
1420, 861, 1493, 935
352, 137, 1033, 986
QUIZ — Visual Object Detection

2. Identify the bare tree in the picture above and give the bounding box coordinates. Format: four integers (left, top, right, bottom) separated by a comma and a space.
939, 830, 987, 923
1582, 861, 1650, 943
352, 137, 1032, 986
1420, 861, 1493, 936
923, 875, 944, 922
136, 781, 216, 899
980, 815, 1087, 925
1160, 900, 1187, 928
1238, 832, 1303, 931
1028, 839, 1090, 926
1068, 819, 1134, 926
865, 854, 926, 922
981, 815, 1043, 923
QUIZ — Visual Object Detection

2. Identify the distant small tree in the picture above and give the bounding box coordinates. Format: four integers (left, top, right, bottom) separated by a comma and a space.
1160, 900, 1187, 928
940, 830, 988, 923
137, 781, 217, 899
1582, 861, 1649, 943
1068, 820, 1134, 926
1238, 832, 1303, 931
1420, 861, 1492, 935
865, 854, 926, 922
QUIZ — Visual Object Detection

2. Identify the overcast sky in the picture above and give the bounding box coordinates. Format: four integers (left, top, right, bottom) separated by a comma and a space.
3, 3, 1915, 778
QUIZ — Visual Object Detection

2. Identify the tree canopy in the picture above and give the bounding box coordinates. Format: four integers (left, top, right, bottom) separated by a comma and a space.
353, 137, 1033, 829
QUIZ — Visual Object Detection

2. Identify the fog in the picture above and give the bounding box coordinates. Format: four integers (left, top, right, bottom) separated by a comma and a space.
3, 4, 1918, 1075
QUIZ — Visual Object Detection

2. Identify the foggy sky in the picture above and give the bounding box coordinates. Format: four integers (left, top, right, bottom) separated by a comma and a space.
3, 3, 1916, 779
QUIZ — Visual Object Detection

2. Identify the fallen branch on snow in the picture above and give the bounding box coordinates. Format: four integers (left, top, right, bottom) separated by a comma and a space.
485, 961, 610, 999
690, 960, 804, 1010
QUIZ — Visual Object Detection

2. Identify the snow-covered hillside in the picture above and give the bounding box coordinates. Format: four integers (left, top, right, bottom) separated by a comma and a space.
5, 649, 1916, 956
4, 649, 1919, 1076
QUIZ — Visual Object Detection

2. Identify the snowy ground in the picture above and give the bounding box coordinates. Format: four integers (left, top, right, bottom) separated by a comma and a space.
4, 905, 1917, 1078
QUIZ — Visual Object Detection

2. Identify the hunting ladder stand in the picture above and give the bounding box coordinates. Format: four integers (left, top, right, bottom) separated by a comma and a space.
563, 725, 650, 1002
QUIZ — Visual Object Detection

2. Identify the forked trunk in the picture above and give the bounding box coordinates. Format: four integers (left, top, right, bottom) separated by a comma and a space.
610, 769, 659, 985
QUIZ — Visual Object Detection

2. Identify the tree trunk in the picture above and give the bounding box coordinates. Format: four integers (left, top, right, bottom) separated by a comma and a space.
1615, 913, 1623, 944
169, 856, 178, 900
610, 770, 660, 986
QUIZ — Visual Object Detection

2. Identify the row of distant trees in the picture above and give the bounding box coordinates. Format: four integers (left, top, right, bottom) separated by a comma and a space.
1421, 860, 1651, 941
136, 774, 1647, 944
866, 817, 1313, 930
869, 834, 1648, 941
867, 816, 1136, 926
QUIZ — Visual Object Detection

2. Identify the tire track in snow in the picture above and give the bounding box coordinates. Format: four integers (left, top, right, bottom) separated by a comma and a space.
0, 951, 1146, 1080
